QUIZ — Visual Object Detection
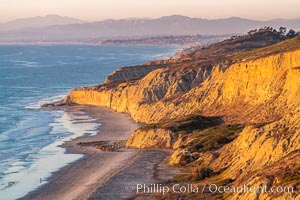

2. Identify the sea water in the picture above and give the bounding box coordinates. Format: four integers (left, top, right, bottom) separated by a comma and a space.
0, 45, 178, 200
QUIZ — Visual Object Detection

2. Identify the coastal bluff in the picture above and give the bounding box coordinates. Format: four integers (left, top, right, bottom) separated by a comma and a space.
68, 49, 300, 124
65, 32, 300, 199
104, 59, 179, 83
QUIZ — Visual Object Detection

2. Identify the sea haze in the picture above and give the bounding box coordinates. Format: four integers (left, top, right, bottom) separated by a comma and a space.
1, 15, 300, 43
0, 44, 178, 200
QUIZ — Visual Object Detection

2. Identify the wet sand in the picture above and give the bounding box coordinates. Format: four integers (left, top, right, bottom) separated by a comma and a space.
22, 105, 141, 200
89, 149, 177, 200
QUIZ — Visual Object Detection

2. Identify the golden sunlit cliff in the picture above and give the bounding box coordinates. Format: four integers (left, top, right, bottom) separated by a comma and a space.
65, 30, 300, 199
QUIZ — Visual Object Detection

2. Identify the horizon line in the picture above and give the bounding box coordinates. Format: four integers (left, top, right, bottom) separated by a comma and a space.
2, 14, 300, 24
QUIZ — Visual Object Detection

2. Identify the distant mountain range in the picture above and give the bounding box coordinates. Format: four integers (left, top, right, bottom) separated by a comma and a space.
0, 15, 85, 31
0, 15, 299, 43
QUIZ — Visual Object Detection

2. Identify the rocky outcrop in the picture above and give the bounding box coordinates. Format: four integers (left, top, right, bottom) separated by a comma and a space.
104, 59, 183, 84
211, 116, 300, 199
126, 128, 177, 149
104, 65, 163, 83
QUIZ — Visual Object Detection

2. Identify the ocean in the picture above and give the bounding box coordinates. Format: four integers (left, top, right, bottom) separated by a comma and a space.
0, 45, 178, 200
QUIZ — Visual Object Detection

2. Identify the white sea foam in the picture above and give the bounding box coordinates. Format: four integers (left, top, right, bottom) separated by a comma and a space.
25, 94, 67, 110
0, 107, 100, 200
0, 44, 177, 200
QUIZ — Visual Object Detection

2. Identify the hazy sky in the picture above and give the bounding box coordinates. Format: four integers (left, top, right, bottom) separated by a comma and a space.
0, 0, 300, 23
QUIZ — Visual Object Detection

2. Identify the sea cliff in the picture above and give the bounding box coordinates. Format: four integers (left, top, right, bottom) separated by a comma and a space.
68, 46, 300, 124
65, 32, 300, 199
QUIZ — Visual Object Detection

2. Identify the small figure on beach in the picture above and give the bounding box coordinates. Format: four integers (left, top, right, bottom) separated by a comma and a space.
40, 178, 42, 183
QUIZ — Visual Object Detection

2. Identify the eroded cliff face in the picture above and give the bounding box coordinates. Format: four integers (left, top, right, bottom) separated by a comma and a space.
212, 114, 300, 199
68, 64, 212, 118
104, 59, 186, 83
126, 128, 176, 149
66, 38, 300, 199
105, 64, 162, 83
68, 50, 300, 124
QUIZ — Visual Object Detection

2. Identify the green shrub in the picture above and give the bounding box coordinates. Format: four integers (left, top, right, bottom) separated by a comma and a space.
187, 124, 243, 153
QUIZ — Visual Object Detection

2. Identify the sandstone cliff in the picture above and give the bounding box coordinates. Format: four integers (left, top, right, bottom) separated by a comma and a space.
104, 59, 179, 83
66, 33, 300, 199
68, 47, 300, 124
126, 128, 176, 149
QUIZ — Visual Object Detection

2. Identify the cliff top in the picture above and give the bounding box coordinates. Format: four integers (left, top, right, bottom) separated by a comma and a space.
234, 34, 300, 61
182, 28, 299, 66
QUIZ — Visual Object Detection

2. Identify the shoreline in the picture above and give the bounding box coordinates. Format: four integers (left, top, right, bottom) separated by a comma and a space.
22, 105, 141, 200
17, 45, 181, 200
0, 44, 181, 200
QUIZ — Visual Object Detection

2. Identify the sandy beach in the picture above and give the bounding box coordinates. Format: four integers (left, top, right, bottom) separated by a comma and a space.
22, 105, 141, 200
89, 149, 177, 200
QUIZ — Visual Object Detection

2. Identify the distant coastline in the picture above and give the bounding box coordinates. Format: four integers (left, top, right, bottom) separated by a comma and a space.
0, 34, 230, 47
1, 15, 300, 43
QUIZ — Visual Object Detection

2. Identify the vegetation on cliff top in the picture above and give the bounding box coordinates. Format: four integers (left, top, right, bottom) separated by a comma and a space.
182, 27, 299, 65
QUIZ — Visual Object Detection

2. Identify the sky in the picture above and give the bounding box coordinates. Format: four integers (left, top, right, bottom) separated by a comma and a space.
0, 0, 300, 23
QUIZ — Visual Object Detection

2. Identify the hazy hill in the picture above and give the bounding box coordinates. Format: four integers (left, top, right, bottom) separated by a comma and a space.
0, 14, 85, 31
0, 15, 299, 43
